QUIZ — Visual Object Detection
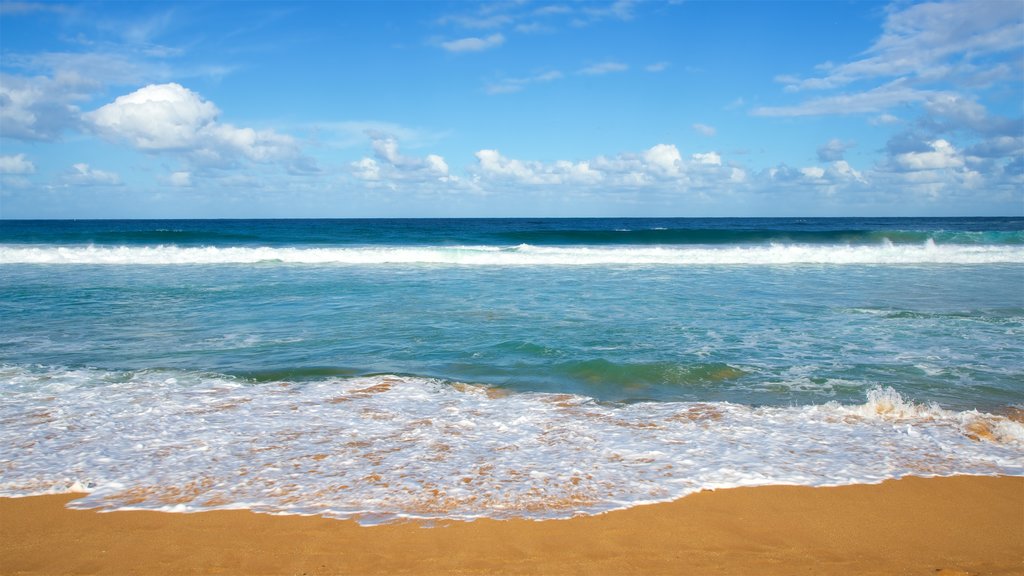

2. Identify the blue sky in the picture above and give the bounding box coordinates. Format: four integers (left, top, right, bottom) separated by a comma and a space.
0, 0, 1021, 218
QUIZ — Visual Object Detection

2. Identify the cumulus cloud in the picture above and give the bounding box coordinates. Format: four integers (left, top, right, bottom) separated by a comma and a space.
87, 83, 218, 149
764, 160, 867, 189
869, 134, 993, 200
62, 163, 122, 186
829, 160, 867, 184
473, 149, 605, 186
643, 144, 683, 175
85, 83, 313, 171
892, 139, 964, 171
691, 151, 721, 166
0, 153, 36, 174
441, 33, 505, 53
351, 133, 452, 186
471, 143, 746, 191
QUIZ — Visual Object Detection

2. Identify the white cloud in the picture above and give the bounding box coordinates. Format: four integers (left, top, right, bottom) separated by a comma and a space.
352, 157, 381, 182
63, 163, 122, 186
85, 83, 310, 170
692, 123, 716, 137
0, 153, 36, 174
892, 139, 964, 170
168, 171, 192, 187
87, 83, 218, 150
692, 151, 721, 166
426, 154, 449, 176
800, 166, 826, 179
645, 61, 670, 73
644, 144, 683, 175
441, 33, 505, 53
829, 160, 866, 184
352, 134, 451, 185
579, 61, 628, 75
473, 149, 604, 186
472, 144, 733, 189
764, 160, 868, 188
0, 73, 84, 140
475, 149, 544, 182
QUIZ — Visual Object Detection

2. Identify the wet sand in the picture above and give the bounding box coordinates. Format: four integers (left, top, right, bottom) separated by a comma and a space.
2, 475, 1021, 575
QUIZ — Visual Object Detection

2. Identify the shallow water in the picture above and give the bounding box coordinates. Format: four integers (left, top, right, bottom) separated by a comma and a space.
2, 217, 1022, 522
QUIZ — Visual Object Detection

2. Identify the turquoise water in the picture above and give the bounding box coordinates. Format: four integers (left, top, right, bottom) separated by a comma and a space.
1, 218, 1022, 522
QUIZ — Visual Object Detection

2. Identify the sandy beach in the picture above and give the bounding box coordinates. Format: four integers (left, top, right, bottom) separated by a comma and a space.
1, 475, 1021, 575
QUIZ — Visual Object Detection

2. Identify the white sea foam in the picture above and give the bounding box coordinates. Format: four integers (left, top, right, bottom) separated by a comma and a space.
1, 242, 1022, 266
1, 366, 1021, 523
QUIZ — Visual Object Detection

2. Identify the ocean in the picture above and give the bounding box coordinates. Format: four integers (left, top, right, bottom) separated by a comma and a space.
1, 217, 1022, 523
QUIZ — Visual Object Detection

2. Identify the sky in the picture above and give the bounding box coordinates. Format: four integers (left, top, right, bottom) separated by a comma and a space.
0, 0, 1022, 218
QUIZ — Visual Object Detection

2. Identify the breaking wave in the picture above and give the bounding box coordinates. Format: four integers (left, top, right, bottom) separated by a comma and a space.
2, 241, 1022, 266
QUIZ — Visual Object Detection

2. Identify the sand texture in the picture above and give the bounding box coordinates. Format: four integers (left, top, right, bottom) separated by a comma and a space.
1, 475, 1022, 575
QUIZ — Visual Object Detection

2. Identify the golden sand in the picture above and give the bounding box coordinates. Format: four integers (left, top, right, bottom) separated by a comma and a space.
1, 475, 1021, 575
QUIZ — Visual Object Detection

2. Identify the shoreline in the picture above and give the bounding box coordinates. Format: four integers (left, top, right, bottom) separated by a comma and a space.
2, 475, 1022, 575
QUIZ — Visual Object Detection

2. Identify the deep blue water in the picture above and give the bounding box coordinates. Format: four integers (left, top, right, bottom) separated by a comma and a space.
2, 217, 1023, 247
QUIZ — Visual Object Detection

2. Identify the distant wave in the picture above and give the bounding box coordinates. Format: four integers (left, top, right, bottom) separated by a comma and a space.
2, 241, 1023, 265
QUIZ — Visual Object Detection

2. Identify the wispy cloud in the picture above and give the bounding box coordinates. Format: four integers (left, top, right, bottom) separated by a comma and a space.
437, 1, 655, 42
440, 33, 505, 53
817, 139, 854, 162
62, 163, 122, 186
307, 121, 449, 150
753, 80, 944, 117
485, 71, 564, 95
0, 2, 70, 15
692, 123, 716, 137
756, 0, 1023, 118
579, 61, 628, 76
645, 61, 670, 73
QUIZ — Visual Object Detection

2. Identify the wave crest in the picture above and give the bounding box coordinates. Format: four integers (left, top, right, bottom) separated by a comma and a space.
2, 242, 1022, 266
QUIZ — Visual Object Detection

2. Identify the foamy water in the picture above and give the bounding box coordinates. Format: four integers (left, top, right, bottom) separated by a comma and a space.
3, 218, 1022, 523
2, 241, 1022, 266
1, 366, 1020, 523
